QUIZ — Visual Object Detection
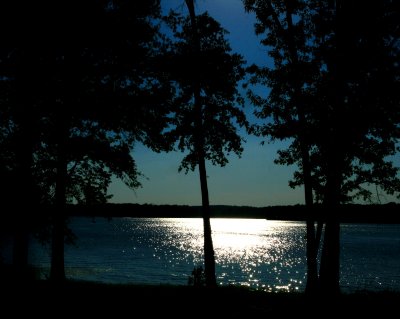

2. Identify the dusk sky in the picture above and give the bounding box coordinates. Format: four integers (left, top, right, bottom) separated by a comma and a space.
108, 0, 305, 207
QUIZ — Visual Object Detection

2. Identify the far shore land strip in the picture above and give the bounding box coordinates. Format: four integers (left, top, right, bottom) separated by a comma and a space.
41, 202, 400, 223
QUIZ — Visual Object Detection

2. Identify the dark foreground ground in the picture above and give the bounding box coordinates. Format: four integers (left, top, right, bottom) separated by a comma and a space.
2, 281, 400, 317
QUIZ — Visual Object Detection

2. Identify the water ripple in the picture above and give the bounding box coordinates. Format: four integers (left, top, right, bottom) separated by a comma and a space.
24, 217, 400, 292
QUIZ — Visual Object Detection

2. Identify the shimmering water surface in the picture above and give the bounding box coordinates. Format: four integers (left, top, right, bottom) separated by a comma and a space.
28, 218, 400, 292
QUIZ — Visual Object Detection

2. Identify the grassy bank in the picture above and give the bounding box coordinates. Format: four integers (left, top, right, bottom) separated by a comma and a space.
2, 280, 399, 317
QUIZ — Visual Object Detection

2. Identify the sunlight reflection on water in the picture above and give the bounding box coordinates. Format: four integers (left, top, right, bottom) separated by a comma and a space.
121, 218, 307, 292
25, 217, 400, 292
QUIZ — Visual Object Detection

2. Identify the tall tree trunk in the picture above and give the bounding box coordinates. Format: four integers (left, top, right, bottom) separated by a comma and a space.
50, 112, 67, 282
319, 0, 343, 295
185, 0, 217, 287
199, 157, 217, 287
50, 49, 77, 282
301, 125, 319, 294
284, 2, 319, 294
319, 141, 341, 294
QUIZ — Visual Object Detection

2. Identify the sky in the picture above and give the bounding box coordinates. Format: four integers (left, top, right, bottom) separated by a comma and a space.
108, 0, 306, 207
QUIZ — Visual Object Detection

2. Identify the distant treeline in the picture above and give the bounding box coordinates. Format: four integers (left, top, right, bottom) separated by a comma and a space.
56, 202, 400, 223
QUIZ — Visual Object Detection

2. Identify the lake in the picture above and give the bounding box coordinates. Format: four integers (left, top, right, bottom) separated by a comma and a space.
14, 218, 400, 292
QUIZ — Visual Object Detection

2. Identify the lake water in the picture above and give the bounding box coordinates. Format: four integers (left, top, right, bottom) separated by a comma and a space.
14, 218, 400, 292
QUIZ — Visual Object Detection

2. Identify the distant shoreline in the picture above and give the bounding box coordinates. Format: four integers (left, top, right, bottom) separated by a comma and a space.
56, 202, 400, 223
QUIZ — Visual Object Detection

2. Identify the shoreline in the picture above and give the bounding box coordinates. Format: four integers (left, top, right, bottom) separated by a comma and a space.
2, 280, 400, 316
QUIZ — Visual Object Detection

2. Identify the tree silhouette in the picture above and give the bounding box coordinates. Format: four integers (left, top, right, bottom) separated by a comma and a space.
0, 0, 173, 282
309, 0, 399, 294
244, 0, 400, 294
165, 1, 246, 287
243, 0, 321, 293
47, 1, 172, 282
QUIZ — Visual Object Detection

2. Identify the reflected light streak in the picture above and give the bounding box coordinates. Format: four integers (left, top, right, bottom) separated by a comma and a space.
149, 218, 306, 291
211, 219, 275, 252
